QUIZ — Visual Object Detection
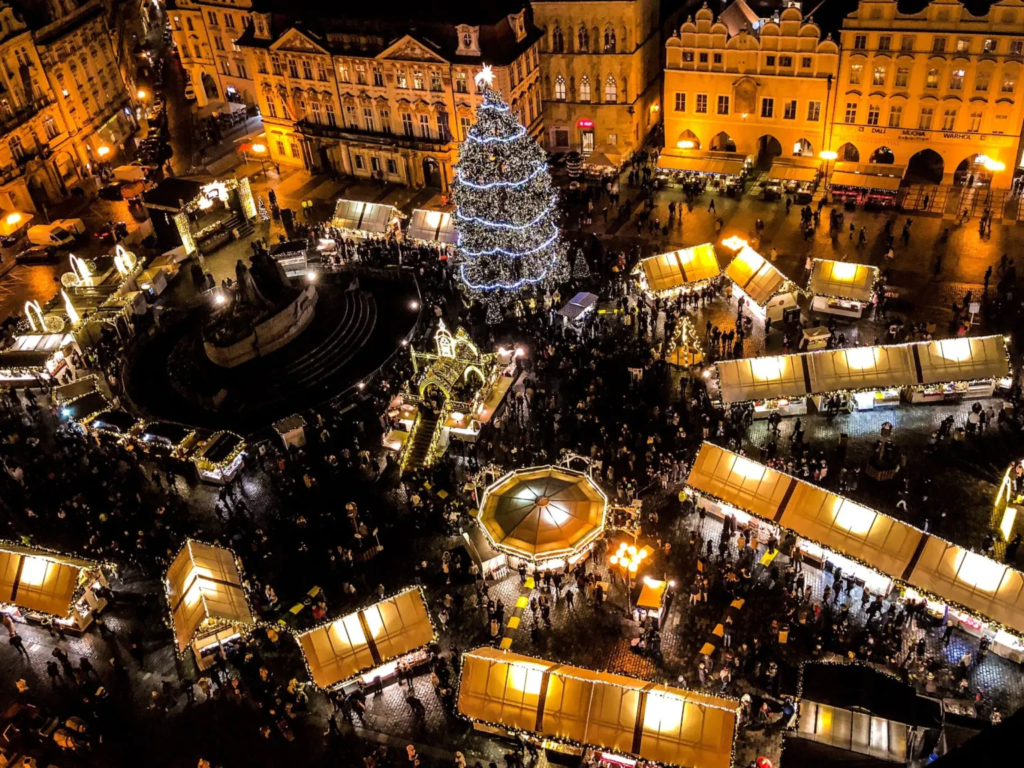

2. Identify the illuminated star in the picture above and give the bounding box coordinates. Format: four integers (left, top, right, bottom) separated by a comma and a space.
474, 64, 495, 89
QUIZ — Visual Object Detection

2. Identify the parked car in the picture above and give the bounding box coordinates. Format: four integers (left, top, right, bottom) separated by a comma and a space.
99, 182, 127, 200
93, 222, 129, 245
15, 245, 59, 263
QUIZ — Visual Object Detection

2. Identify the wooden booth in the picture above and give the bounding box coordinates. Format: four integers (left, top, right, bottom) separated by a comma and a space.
635, 244, 721, 299
808, 260, 879, 319
724, 246, 799, 323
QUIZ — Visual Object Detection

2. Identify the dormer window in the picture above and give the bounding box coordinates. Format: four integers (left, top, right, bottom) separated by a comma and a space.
456, 24, 480, 56
509, 11, 526, 42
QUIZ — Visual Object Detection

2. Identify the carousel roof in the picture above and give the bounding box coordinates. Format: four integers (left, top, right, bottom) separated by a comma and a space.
478, 466, 607, 562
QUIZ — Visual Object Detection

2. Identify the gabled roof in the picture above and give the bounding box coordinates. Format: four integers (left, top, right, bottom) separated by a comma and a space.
376, 34, 449, 64
269, 26, 331, 56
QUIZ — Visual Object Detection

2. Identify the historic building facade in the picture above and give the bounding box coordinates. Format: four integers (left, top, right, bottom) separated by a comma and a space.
831, 0, 1024, 188
168, 0, 256, 107
235, 5, 542, 190
532, 0, 664, 157
0, 0, 134, 215
663, 5, 838, 162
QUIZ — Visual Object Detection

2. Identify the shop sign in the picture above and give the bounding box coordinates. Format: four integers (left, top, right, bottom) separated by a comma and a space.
943, 132, 976, 141
899, 129, 928, 141
577, 117, 594, 130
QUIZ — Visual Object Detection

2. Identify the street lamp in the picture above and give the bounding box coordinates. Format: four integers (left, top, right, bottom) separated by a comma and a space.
819, 150, 838, 188
251, 142, 268, 176
721, 235, 748, 251
97, 145, 111, 159
609, 541, 648, 613
137, 89, 147, 100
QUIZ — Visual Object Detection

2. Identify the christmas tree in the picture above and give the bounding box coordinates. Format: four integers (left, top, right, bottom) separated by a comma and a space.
454, 66, 567, 315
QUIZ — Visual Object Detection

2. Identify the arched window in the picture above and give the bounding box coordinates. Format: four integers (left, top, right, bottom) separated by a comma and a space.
605, 76, 617, 103
554, 75, 566, 100
10, 135, 23, 161
578, 24, 589, 52
579, 75, 591, 102
604, 27, 616, 53
552, 26, 564, 53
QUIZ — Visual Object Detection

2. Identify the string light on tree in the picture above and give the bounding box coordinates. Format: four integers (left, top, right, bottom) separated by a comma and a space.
454, 62, 569, 321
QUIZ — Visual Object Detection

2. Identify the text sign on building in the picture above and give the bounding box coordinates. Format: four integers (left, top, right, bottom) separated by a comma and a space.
577, 118, 594, 130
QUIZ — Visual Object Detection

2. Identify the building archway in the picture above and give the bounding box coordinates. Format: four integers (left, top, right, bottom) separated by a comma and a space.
836, 142, 860, 162
905, 149, 944, 185
201, 72, 219, 101
710, 131, 736, 152
792, 138, 813, 157
954, 153, 994, 188
755, 135, 783, 167
676, 129, 701, 150
423, 157, 442, 188
869, 146, 895, 165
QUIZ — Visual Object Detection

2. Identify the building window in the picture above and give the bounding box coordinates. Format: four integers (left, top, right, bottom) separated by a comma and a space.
942, 108, 957, 130
674, 92, 685, 111
932, 37, 947, 53
949, 69, 964, 90
207, 10, 217, 25
867, 105, 880, 125
338, 63, 350, 83
431, 73, 442, 92
900, 35, 915, 52
373, 68, 384, 87
370, 157, 381, 173
419, 114, 430, 138
766, 55, 775, 66
888, 105, 902, 127
266, 98, 277, 118
290, 143, 299, 158
717, 95, 729, 114
236, 60, 247, 78
363, 107, 373, 131
608, 133, 617, 145
975, 70, 990, 91
413, 71, 424, 90
214, 36, 224, 51
849, 64, 862, 85
578, 24, 589, 52
919, 107, 933, 130
276, 140, 285, 156
579, 76, 591, 102
288, 60, 298, 78
355, 154, 365, 170
969, 111, 983, 131
437, 112, 450, 139
455, 72, 467, 93
699, 52, 708, 64
387, 159, 397, 175
43, 116, 58, 139
853, 35, 867, 50
895, 68, 909, 88
683, 51, 693, 62
186, 17, 193, 31
326, 103, 336, 127
984, 38, 997, 53
605, 77, 617, 103
302, 60, 313, 80
402, 113, 413, 136
604, 27, 616, 53
555, 75, 566, 100
956, 37, 970, 53
378, 109, 389, 132
396, 69, 407, 89
714, 53, 722, 64
802, 57, 811, 68
761, 97, 773, 118
878, 35, 891, 51
551, 26, 564, 52
779, 56, 792, 67
1012, 40, 1024, 56
844, 102, 857, 123
696, 93, 707, 113
872, 65, 886, 86
345, 106, 356, 126
1003, 75, 1016, 92
807, 101, 820, 121
317, 62, 328, 82
460, 116, 471, 137
225, 14, 235, 28
926, 68, 939, 89
782, 99, 796, 119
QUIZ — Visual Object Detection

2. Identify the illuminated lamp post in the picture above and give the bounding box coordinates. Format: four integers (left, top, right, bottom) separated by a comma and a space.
251, 143, 269, 177
819, 150, 838, 190
609, 541, 648, 613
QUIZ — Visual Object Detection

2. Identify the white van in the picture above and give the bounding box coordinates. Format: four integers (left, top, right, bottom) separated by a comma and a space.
113, 164, 148, 182
53, 218, 86, 237
27, 224, 76, 248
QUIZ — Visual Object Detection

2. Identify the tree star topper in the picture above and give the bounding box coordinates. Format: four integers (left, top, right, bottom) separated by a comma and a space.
475, 64, 495, 89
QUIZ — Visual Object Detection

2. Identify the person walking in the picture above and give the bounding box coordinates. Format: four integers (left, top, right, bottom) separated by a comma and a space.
9, 632, 28, 658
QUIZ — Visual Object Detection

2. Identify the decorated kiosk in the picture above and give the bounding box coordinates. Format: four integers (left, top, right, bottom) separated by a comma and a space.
635, 243, 722, 299
332, 199, 400, 238
723, 244, 799, 323
191, 431, 247, 485
165, 541, 255, 671
458, 647, 739, 768
808, 260, 879, 319
143, 177, 257, 256
297, 586, 435, 691
0, 543, 111, 633
477, 465, 607, 567
407, 209, 457, 245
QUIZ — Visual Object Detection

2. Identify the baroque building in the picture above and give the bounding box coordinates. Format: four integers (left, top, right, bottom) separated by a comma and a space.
831, 0, 1024, 189
233, 1, 542, 191
167, 0, 256, 107
663, 3, 837, 163
0, 0, 134, 215
532, 0, 665, 157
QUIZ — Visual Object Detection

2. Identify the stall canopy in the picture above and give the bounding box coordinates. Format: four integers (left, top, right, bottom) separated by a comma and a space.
808, 260, 879, 303
0, 544, 97, 618
408, 209, 458, 245
478, 466, 607, 562
557, 292, 599, 320
640, 244, 721, 294
459, 647, 738, 768
298, 586, 434, 689
332, 199, 396, 234
165, 541, 254, 654
686, 443, 1024, 634
724, 246, 790, 307
713, 336, 1008, 404
54, 376, 99, 405
658, 152, 746, 176
830, 172, 902, 191
638, 578, 668, 610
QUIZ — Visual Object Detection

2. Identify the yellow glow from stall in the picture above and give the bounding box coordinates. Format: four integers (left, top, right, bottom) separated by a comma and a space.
956, 550, 1007, 593
751, 356, 785, 381
61, 290, 80, 326
819, 150, 838, 161
732, 455, 768, 481
830, 261, 858, 281
5, 212, 21, 226
677, 140, 695, 149
721, 235, 747, 251
834, 501, 877, 535
736, 245, 765, 270
643, 691, 684, 733
24, 300, 44, 332
935, 337, 973, 362
1001, 507, 1017, 541
19, 556, 48, 587
426, 210, 443, 228
506, 663, 546, 695
845, 346, 878, 371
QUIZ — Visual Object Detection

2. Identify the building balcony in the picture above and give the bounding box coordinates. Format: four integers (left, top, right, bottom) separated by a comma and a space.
295, 120, 453, 152
0, 97, 54, 137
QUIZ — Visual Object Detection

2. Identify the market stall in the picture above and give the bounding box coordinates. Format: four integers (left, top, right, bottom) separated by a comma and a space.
53, 375, 101, 406
297, 586, 435, 690
458, 647, 738, 768
143, 177, 257, 256
723, 246, 799, 323
909, 335, 1009, 403
407, 209, 457, 245
269, 240, 310, 278
332, 199, 399, 237
715, 353, 809, 418
657, 150, 748, 190
85, 409, 143, 442
797, 701, 908, 762
61, 390, 111, 426
273, 414, 307, 449
557, 292, 599, 324
0, 543, 110, 632
0, 332, 81, 384
191, 431, 246, 485
829, 163, 905, 208
165, 541, 255, 670
637, 577, 670, 628
636, 243, 721, 298
133, 421, 199, 459
808, 260, 879, 319
477, 466, 607, 566
764, 158, 819, 201
461, 524, 508, 579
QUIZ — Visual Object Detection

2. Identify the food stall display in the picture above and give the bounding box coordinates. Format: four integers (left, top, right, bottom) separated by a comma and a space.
723, 246, 799, 323
165, 540, 255, 670
635, 243, 722, 298
908, 335, 1009, 402
797, 701, 908, 762
268, 240, 310, 278
458, 647, 739, 768
332, 199, 399, 238
478, 466, 607, 566
637, 577, 670, 628
656, 150, 748, 190
191, 431, 246, 485
557, 292, 599, 323
85, 409, 143, 441
715, 354, 809, 419
407, 209, 457, 245
0, 543, 110, 632
273, 414, 307, 449
61, 390, 112, 426
808, 260, 880, 319
765, 159, 819, 201
297, 586, 435, 690
461, 524, 508, 579
133, 421, 199, 459
829, 163, 905, 208
0, 332, 81, 384
686, 442, 1024, 637
53, 375, 101, 406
